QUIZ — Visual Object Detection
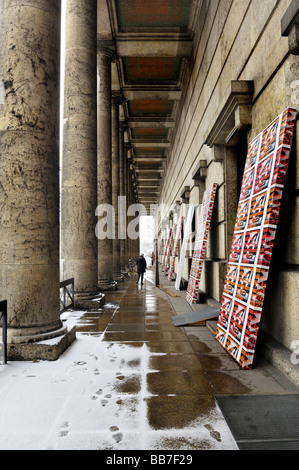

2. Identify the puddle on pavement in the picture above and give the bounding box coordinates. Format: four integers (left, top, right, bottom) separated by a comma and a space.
146, 395, 217, 430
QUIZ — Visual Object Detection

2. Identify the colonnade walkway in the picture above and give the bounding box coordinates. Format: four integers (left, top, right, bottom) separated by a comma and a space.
0, 267, 298, 451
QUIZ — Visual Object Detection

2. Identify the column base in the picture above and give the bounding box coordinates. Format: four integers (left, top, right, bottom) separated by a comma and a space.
113, 272, 125, 282
74, 291, 106, 310
6, 321, 76, 361
98, 280, 118, 291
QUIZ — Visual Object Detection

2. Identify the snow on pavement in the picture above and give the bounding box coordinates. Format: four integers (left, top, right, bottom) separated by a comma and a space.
0, 309, 238, 450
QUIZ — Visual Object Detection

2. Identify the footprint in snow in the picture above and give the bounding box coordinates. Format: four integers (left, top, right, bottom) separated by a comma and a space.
59, 421, 70, 437
109, 426, 123, 443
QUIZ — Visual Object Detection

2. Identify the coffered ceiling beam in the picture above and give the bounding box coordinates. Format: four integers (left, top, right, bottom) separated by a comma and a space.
133, 157, 166, 163
116, 40, 193, 58
127, 119, 175, 128
138, 181, 161, 187
122, 89, 182, 101
131, 141, 170, 148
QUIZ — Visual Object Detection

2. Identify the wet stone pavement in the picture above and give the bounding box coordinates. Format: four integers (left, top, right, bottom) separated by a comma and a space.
70, 272, 238, 450
0, 268, 298, 451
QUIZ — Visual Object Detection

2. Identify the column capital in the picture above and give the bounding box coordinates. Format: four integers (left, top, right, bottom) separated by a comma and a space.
97, 41, 117, 62
120, 122, 128, 133
112, 90, 125, 104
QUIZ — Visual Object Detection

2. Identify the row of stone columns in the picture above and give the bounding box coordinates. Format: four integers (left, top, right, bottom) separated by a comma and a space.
0, 0, 138, 358
62, 2, 138, 294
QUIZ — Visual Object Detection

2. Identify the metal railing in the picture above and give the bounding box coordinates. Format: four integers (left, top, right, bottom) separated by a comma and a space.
60, 278, 74, 313
0, 300, 7, 365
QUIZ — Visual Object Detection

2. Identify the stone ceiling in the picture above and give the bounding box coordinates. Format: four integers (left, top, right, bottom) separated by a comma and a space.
97, 0, 199, 212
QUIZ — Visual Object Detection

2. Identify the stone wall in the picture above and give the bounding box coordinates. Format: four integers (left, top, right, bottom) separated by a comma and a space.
158, 0, 299, 350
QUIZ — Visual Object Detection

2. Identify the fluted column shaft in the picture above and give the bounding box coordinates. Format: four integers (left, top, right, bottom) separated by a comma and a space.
61, 0, 98, 294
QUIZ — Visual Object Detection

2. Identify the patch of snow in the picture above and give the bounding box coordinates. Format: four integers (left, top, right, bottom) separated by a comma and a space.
0, 308, 238, 451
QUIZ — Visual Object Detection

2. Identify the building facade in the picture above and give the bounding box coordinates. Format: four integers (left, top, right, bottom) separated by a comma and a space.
155, 0, 299, 353
0, 0, 298, 361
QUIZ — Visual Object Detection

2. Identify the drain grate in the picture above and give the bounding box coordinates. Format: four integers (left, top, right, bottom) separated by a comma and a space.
216, 395, 299, 450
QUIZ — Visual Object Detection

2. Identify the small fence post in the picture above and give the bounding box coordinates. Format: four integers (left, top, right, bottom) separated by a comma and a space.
0, 301, 7, 365
60, 279, 75, 313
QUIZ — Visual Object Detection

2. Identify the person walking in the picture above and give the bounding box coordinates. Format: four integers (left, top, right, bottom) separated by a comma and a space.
136, 254, 147, 285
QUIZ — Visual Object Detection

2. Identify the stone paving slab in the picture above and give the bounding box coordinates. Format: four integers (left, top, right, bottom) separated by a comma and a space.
0, 271, 298, 451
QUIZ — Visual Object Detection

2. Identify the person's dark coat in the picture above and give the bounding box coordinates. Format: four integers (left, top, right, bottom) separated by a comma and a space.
136, 256, 147, 273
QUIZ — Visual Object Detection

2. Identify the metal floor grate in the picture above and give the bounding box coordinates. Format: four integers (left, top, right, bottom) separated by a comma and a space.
216, 395, 299, 450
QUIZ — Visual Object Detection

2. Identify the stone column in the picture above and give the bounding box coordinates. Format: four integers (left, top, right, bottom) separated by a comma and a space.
97, 45, 116, 289
127, 165, 140, 262
0, 0, 74, 359
61, 0, 100, 304
111, 92, 122, 278
134, 187, 141, 259
123, 144, 130, 268
119, 124, 127, 271
127, 160, 133, 262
